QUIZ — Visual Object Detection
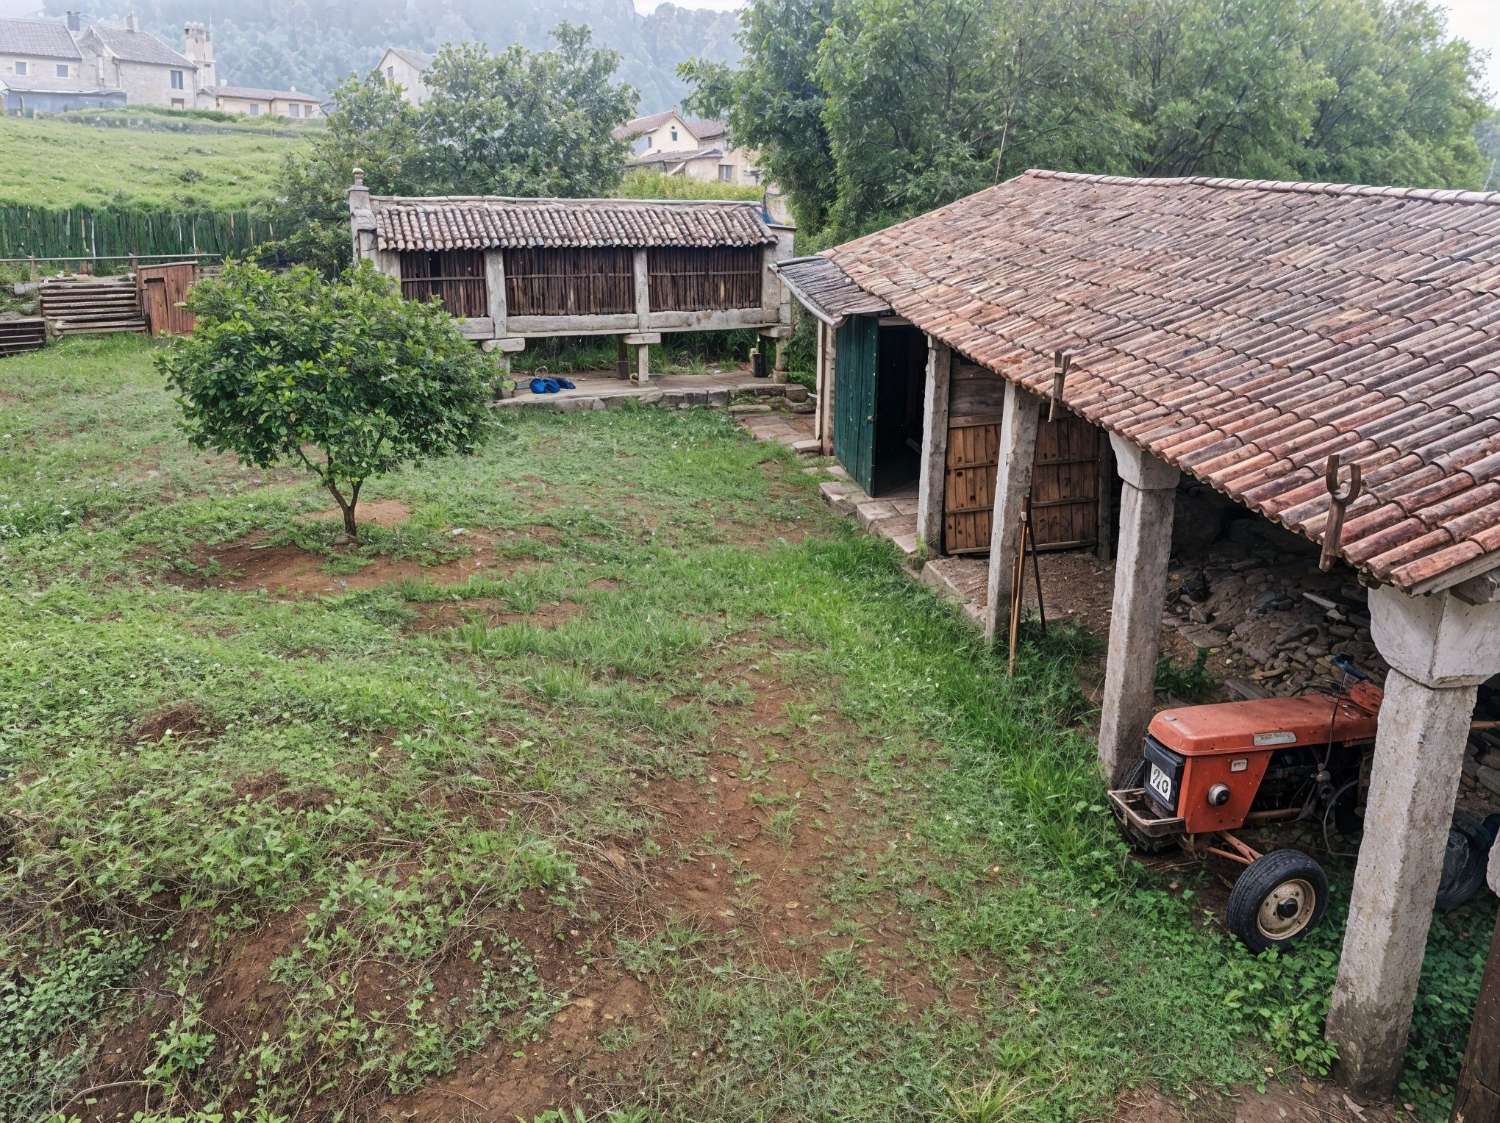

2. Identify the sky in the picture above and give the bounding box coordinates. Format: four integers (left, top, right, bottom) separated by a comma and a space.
635, 0, 1498, 104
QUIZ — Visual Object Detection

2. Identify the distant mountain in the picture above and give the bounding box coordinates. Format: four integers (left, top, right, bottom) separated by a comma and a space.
42, 0, 741, 111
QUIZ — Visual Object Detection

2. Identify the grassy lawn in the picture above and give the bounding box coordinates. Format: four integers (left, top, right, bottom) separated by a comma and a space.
0, 114, 308, 210
0, 337, 1490, 1123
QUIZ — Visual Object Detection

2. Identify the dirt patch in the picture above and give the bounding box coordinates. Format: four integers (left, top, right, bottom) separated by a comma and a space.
169, 531, 499, 598
299, 498, 412, 528
1114, 1082, 1411, 1123
129, 702, 216, 744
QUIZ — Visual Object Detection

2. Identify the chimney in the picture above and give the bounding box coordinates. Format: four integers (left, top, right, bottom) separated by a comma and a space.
184, 22, 214, 87
125, 10, 137, 32
65, 10, 80, 32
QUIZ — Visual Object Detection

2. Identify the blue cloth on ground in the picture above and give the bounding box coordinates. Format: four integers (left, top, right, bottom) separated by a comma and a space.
529, 377, 560, 394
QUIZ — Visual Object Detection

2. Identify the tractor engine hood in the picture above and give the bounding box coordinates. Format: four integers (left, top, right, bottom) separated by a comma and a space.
1148, 687, 1381, 756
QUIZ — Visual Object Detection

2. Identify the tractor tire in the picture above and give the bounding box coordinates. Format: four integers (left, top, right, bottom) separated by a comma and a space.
1436, 815, 1489, 912
1225, 849, 1329, 953
1115, 759, 1174, 855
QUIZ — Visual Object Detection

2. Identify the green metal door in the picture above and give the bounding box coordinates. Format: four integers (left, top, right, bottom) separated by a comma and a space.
833, 316, 879, 494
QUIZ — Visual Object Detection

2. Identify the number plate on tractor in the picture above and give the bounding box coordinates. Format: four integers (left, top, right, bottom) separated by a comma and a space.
1141, 737, 1185, 814
1148, 762, 1174, 803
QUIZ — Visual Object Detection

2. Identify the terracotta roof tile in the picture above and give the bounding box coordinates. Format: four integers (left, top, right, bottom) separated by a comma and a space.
370, 196, 777, 252
828, 170, 1500, 592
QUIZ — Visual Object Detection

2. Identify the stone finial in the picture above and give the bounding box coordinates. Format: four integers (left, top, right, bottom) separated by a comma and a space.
347, 168, 372, 218
352, 167, 365, 187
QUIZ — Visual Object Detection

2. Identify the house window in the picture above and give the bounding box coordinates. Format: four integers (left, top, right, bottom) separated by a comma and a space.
14, 61, 27, 76
288, 102, 301, 118
669, 126, 678, 142
55, 63, 69, 78
386, 65, 395, 80
718, 165, 734, 182
171, 98, 184, 108
170, 69, 184, 89
248, 103, 261, 116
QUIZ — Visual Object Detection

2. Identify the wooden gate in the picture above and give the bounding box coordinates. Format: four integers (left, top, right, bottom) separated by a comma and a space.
833, 316, 879, 495
941, 410, 1101, 555
136, 261, 197, 336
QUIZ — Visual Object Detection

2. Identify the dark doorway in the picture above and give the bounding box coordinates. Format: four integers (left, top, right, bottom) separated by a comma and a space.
871, 324, 926, 496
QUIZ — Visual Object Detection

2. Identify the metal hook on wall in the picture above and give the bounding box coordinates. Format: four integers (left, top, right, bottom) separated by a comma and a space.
1319, 452, 1362, 573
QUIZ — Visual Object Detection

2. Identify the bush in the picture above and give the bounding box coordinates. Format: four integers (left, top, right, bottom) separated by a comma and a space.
157, 260, 494, 537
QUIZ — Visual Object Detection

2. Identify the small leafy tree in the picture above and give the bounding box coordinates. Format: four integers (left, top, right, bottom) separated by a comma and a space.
158, 260, 493, 540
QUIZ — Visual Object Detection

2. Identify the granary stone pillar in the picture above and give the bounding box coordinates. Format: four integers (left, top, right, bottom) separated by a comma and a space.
916, 337, 952, 555
617, 336, 629, 380
982, 382, 1044, 644
1095, 434, 1178, 786
1327, 586, 1500, 1098
820, 323, 839, 457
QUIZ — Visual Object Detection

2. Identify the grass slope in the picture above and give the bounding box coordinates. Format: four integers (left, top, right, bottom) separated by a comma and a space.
0, 114, 307, 210
0, 337, 1490, 1122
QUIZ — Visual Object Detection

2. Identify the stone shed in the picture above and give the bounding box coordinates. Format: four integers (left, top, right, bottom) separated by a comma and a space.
799, 168, 1500, 1098
348, 175, 795, 382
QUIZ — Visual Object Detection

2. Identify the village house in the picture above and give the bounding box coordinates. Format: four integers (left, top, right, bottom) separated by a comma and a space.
779, 169, 1500, 1101
0, 12, 312, 115
373, 47, 431, 106
614, 107, 765, 186
0, 14, 122, 114
200, 83, 320, 119
346, 174, 794, 381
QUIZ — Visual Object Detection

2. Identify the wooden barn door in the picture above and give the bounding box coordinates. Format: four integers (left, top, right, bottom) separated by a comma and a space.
1030, 412, 1101, 550
833, 316, 879, 494
943, 421, 999, 554
136, 261, 197, 335
940, 409, 1101, 555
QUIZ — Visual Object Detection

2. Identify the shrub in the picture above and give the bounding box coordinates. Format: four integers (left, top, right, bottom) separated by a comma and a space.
157, 260, 493, 537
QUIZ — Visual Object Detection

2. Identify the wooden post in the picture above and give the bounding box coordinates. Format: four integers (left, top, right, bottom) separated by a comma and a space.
916, 338, 952, 555
821, 322, 839, 457
814, 322, 826, 443
633, 248, 650, 331
484, 250, 507, 337
616, 336, 630, 380
1453, 845, 1500, 1123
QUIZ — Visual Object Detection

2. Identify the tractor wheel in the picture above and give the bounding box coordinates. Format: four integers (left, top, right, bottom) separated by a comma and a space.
1115, 759, 1173, 855
1225, 849, 1329, 953
1435, 815, 1489, 912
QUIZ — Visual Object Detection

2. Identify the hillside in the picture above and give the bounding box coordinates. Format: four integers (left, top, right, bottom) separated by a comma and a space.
0, 112, 308, 211
45, 0, 741, 114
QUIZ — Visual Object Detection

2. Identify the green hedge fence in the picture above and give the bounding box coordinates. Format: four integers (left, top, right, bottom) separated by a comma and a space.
0, 205, 279, 260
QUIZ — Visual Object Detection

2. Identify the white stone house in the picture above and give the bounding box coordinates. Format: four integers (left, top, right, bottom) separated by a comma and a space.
75, 13, 199, 109
614, 108, 765, 186
373, 47, 431, 106
202, 84, 321, 119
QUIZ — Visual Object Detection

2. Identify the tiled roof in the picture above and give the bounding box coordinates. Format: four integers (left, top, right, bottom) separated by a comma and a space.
0, 17, 81, 59
613, 108, 677, 140
829, 169, 1500, 594
383, 47, 432, 71
87, 25, 193, 67
371, 196, 777, 251
628, 145, 724, 167
212, 84, 320, 102
775, 255, 890, 325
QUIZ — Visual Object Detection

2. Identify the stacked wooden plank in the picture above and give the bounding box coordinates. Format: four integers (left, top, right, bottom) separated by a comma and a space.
39, 275, 146, 336
0, 316, 46, 358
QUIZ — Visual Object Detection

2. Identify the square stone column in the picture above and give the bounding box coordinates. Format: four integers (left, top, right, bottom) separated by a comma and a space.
1096, 433, 1178, 785
1326, 586, 1500, 1098
820, 323, 839, 457
915, 338, 952, 555
982, 382, 1044, 644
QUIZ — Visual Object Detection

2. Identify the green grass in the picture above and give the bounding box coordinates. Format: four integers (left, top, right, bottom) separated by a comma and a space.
0, 336, 1489, 1121
0, 114, 308, 210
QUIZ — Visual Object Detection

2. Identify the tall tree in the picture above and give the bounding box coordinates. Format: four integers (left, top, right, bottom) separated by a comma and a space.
690, 0, 1491, 241
416, 26, 635, 197
266, 25, 634, 274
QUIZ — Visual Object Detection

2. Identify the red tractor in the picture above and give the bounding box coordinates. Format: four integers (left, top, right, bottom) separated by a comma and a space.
1108, 659, 1496, 951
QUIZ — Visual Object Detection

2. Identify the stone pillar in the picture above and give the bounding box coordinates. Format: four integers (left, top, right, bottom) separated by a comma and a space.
616, 336, 629, 380
982, 382, 1043, 644
773, 339, 788, 384
1096, 434, 1178, 786
1327, 586, 1500, 1098
814, 323, 826, 445
634, 343, 650, 384
916, 338, 952, 556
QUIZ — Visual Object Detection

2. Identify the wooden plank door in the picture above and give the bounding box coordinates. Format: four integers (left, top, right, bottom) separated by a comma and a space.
941, 410, 1102, 556
943, 420, 999, 554
1030, 411, 1100, 550
833, 316, 879, 495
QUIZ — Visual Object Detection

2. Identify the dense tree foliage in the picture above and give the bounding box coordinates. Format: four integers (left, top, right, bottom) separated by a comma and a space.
688, 0, 1492, 238
264, 26, 633, 275
159, 260, 493, 539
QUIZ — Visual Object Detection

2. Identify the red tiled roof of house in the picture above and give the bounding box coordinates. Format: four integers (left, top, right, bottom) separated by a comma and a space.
827, 169, 1500, 594
370, 196, 778, 251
